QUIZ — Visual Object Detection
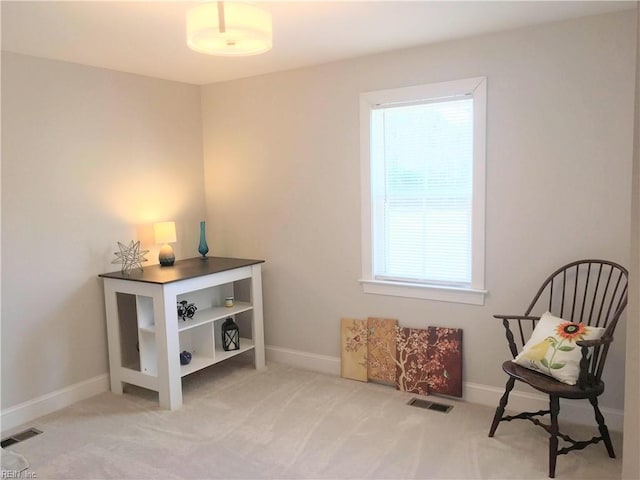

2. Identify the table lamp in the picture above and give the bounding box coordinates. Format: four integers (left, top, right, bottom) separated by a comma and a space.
154, 221, 176, 266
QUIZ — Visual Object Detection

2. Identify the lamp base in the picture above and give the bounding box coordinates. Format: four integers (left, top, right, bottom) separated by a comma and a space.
159, 244, 175, 266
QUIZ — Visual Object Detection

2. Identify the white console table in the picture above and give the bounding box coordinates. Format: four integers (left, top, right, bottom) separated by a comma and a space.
99, 256, 265, 410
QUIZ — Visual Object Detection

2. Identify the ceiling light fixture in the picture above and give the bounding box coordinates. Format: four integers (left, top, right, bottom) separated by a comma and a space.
186, 2, 272, 56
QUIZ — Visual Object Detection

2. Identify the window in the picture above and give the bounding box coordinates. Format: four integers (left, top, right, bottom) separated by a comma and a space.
360, 77, 487, 305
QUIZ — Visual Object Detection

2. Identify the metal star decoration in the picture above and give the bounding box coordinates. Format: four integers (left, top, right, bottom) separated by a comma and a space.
112, 240, 149, 274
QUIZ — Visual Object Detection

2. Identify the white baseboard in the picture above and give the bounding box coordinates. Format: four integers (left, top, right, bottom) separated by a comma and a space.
266, 345, 340, 376
265, 345, 624, 432
1, 374, 109, 434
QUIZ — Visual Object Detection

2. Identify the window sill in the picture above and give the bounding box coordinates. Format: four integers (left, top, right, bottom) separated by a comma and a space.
359, 279, 486, 305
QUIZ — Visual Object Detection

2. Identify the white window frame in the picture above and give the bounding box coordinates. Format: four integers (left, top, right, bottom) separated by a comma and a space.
359, 77, 487, 305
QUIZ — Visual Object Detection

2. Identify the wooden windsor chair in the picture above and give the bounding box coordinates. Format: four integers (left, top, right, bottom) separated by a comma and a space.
487, 259, 628, 478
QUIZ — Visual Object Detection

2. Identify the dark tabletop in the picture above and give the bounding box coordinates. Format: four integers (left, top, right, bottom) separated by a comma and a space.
99, 256, 264, 285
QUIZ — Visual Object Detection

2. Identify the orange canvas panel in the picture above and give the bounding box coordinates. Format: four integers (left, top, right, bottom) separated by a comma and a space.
367, 317, 398, 384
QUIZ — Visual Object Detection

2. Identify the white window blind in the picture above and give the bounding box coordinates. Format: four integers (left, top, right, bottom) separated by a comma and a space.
371, 97, 474, 287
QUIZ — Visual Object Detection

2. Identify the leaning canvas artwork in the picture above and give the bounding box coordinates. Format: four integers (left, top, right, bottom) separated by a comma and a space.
395, 326, 463, 397
395, 327, 430, 395
426, 326, 463, 397
367, 317, 398, 384
340, 318, 463, 397
340, 318, 368, 382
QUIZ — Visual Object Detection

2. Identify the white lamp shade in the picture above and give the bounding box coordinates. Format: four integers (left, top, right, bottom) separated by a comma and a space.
154, 221, 177, 244
186, 2, 272, 56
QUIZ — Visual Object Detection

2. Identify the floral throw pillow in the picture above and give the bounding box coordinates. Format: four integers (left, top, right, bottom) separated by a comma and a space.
513, 312, 605, 385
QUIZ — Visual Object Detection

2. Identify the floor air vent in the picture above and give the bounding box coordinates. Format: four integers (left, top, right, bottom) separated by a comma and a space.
1, 428, 42, 448
407, 397, 453, 413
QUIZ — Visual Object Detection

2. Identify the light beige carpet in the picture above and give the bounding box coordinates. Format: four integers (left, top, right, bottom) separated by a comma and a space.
1, 448, 29, 475
2, 356, 622, 479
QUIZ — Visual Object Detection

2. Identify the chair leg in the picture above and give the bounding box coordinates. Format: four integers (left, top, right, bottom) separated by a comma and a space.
488, 376, 515, 437
548, 395, 560, 479
589, 396, 615, 458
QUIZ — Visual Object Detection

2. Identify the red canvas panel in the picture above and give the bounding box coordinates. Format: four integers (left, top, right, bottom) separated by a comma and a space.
395, 327, 429, 395
427, 326, 463, 398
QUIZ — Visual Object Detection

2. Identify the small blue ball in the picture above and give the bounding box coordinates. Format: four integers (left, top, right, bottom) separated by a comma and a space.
180, 350, 192, 365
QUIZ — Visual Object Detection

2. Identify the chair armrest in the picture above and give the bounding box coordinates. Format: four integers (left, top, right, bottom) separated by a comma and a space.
576, 337, 613, 389
493, 314, 540, 321
493, 314, 540, 358
576, 337, 613, 348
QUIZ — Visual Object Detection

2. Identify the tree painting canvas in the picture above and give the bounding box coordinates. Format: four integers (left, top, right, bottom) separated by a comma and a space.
340, 318, 368, 382
395, 326, 463, 397
426, 327, 463, 397
367, 317, 398, 384
395, 327, 430, 395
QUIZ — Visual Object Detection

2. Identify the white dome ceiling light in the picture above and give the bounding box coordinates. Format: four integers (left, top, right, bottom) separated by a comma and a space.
186, 2, 272, 57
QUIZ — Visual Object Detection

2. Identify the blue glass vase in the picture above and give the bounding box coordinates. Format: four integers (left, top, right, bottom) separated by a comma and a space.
198, 221, 209, 258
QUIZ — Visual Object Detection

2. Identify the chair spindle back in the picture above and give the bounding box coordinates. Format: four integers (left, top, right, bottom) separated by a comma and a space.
513, 260, 628, 385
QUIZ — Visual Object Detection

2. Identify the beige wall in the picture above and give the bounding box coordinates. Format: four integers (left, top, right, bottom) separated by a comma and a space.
1, 52, 206, 408
201, 11, 636, 412
622, 5, 640, 479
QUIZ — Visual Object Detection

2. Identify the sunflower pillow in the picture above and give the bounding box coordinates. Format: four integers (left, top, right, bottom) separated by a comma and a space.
513, 311, 605, 385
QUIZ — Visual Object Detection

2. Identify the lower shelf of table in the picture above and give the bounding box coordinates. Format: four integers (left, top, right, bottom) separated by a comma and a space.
180, 337, 254, 377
